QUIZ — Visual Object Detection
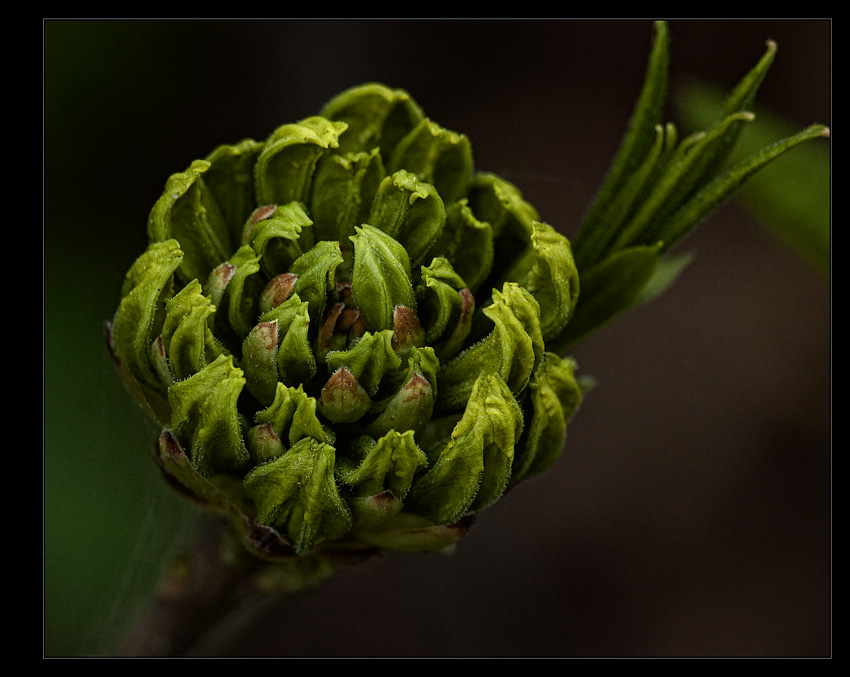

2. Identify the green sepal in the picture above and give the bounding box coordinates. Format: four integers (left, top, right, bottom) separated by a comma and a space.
203, 137, 265, 250
325, 329, 402, 397
288, 240, 345, 331
437, 282, 543, 411
428, 198, 494, 293
254, 116, 347, 207
368, 169, 446, 267
167, 355, 252, 478
310, 148, 385, 243
500, 221, 579, 342
112, 239, 184, 396
242, 202, 314, 277
511, 353, 583, 485
350, 224, 416, 332
148, 159, 231, 286
160, 279, 223, 382
254, 381, 333, 448
406, 372, 523, 525
336, 430, 428, 501
243, 437, 352, 555
389, 118, 473, 205
320, 82, 425, 160
553, 243, 663, 350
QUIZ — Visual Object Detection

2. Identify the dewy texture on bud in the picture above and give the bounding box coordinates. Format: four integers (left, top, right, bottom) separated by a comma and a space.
109, 82, 583, 558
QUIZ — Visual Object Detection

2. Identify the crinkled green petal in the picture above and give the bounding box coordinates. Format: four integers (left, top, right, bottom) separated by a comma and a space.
112, 239, 183, 393
368, 169, 446, 267
203, 138, 265, 250
389, 118, 473, 205
501, 221, 580, 342
160, 279, 223, 382
350, 224, 416, 332
437, 282, 543, 411
276, 298, 316, 388
310, 148, 385, 243
254, 116, 348, 207
288, 240, 344, 331
242, 201, 314, 277
243, 293, 317, 404
243, 437, 352, 554
148, 160, 231, 286
254, 381, 332, 448
511, 353, 583, 484
337, 429, 428, 501
168, 355, 251, 477
406, 372, 523, 524
325, 329, 401, 397
365, 346, 439, 438
320, 83, 425, 159
428, 198, 494, 293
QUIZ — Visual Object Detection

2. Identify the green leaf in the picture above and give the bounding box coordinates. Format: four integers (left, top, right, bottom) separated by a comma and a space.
573, 20, 670, 269
658, 123, 830, 250
678, 82, 830, 274
553, 243, 663, 350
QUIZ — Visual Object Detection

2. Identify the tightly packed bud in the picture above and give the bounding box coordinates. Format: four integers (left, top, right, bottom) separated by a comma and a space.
109, 18, 830, 567
109, 83, 583, 558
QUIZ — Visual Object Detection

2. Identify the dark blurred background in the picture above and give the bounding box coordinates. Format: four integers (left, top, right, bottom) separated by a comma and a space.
44, 19, 830, 657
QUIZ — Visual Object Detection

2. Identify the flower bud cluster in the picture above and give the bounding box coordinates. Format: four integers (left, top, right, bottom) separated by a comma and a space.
110, 83, 583, 557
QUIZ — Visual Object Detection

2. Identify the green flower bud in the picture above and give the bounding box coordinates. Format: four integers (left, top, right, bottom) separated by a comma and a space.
109, 82, 581, 559
111, 24, 824, 570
